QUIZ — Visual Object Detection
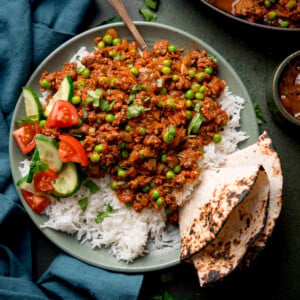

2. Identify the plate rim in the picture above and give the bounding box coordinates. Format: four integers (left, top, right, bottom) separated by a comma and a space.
9, 21, 259, 273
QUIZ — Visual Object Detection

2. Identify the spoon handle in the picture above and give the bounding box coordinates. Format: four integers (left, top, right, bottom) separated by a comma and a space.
107, 0, 149, 51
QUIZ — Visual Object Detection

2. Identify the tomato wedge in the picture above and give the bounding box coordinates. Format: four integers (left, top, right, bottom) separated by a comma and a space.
21, 190, 50, 214
45, 100, 78, 128
34, 169, 58, 192
58, 135, 89, 167
13, 123, 40, 154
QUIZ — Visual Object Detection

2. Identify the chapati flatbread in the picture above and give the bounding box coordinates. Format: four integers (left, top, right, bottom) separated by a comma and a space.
192, 169, 269, 286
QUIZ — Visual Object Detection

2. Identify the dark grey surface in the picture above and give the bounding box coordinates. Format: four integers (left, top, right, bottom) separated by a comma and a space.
31, 1, 300, 299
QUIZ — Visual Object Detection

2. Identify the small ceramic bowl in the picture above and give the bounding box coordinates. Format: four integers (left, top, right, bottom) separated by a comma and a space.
266, 50, 300, 128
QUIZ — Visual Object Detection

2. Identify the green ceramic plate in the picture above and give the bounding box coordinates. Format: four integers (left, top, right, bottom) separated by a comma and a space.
9, 22, 258, 273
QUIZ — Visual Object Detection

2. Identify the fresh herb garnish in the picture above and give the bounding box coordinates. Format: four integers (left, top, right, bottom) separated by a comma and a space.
139, 8, 157, 22
156, 78, 163, 88
130, 84, 147, 93
144, 0, 159, 10
127, 94, 136, 105
188, 113, 206, 136
78, 197, 88, 211
253, 101, 266, 125
194, 102, 201, 112
126, 104, 145, 119
95, 204, 114, 224
83, 179, 100, 194
16, 115, 38, 126
87, 89, 103, 108
99, 99, 115, 111
99, 16, 122, 25
164, 124, 176, 143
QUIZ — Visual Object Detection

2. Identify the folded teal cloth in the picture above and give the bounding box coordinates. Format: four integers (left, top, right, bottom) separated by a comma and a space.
0, 1, 143, 299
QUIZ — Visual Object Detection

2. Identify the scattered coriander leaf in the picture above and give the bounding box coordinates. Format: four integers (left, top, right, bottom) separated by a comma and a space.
95, 204, 114, 224
194, 102, 201, 112
99, 16, 122, 25
84, 179, 100, 194
16, 115, 39, 126
157, 78, 163, 88
81, 103, 88, 119
139, 8, 157, 22
144, 0, 158, 10
253, 101, 266, 125
78, 197, 88, 211
131, 84, 147, 93
88, 89, 102, 99
164, 124, 176, 143
99, 99, 115, 112
127, 94, 136, 104
126, 104, 145, 119
188, 112, 206, 135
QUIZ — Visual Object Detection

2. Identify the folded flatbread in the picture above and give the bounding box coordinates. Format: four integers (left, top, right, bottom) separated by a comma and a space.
179, 131, 282, 286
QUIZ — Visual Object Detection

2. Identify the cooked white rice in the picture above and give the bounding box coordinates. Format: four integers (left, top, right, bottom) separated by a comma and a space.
19, 47, 248, 262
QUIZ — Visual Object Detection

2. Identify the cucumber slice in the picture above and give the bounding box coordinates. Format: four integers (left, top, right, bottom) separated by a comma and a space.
27, 148, 40, 183
17, 176, 35, 193
44, 76, 73, 117
35, 134, 63, 173
22, 87, 43, 121
52, 162, 79, 197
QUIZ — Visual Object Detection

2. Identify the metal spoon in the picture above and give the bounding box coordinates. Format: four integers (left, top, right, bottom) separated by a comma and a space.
107, 0, 149, 51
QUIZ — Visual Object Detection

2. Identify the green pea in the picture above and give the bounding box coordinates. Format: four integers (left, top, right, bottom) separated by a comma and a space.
113, 38, 121, 45
105, 114, 114, 123
185, 89, 195, 99
156, 197, 163, 206
161, 153, 167, 162
174, 165, 182, 174
150, 182, 156, 187
103, 34, 113, 45
130, 67, 139, 76
39, 120, 46, 128
280, 21, 289, 28
125, 124, 132, 132
142, 185, 150, 193
157, 100, 163, 108
185, 111, 192, 120
94, 144, 104, 153
121, 150, 129, 159
186, 100, 193, 108
199, 85, 206, 93
197, 72, 206, 82
287, 0, 297, 9
139, 127, 147, 135
264, 0, 271, 8
163, 132, 174, 143
152, 189, 160, 199
166, 170, 175, 179
90, 153, 100, 163
172, 74, 179, 82
204, 67, 213, 74
78, 80, 86, 87
213, 133, 222, 143
97, 41, 105, 49
76, 118, 83, 127
118, 142, 126, 149
159, 87, 167, 95
97, 118, 102, 125
109, 50, 118, 58
125, 202, 132, 207
110, 181, 119, 191
195, 92, 204, 100
71, 95, 81, 105
168, 45, 177, 53
267, 11, 277, 20
41, 79, 51, 89
139, 149, 145, 159
167, 98, 175, 103
163, 60, 171, 67
162, 66, 171, 75
191, 83, 200, 92
99, 76, 109, 83
188, 70, 195, 78
82, 71, 90, 80
117, 169, 126, 179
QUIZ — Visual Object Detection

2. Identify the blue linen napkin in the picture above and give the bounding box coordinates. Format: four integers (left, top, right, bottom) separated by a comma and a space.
0, 1, 143, 299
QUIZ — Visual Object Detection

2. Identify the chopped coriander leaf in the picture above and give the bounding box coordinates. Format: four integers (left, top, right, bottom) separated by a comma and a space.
99, 16, 122, 25
126, 104, 145, 119
139, 8, 157, 22
163, 124, 176, 143
130, 84, 147, 93
95, 204, 114, 224
194, 102, 201, 112
253, 101, 266, 125
127, 94, 136, 104
144, 0, 158, 10
188, 112, 206, 135
78, 197, 88, 211
16, 115, 39, 125
83, 179, 100, 194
